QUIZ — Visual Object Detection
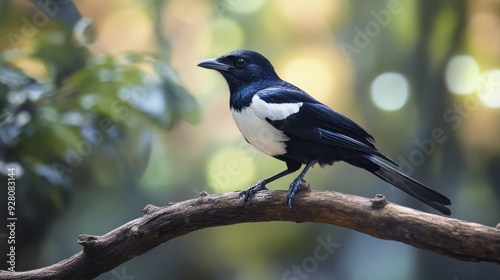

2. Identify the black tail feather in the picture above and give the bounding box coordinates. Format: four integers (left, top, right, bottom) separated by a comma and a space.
352, 155, 451, 215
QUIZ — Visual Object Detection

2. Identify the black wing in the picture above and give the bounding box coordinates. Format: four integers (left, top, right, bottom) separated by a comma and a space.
257, 87, 397, 165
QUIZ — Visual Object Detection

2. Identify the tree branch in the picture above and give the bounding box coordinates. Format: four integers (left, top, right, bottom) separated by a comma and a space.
2, 189, 499, 279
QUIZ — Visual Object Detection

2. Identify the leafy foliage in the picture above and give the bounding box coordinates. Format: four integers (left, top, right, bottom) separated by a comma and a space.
0, 1, 198, 230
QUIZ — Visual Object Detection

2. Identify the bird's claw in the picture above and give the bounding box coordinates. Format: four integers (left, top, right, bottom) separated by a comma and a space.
239, 181, 268, 208
286, 179, 307, 208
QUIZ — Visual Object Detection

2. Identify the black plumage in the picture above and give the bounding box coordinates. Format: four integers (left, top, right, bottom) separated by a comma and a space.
198, 50, 451, 215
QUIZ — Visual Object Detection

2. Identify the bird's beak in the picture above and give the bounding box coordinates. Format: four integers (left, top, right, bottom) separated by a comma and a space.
197, 58, 231, 72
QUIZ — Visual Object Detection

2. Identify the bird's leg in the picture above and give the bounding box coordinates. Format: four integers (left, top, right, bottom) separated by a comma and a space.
240, 161, 301, 208
286, 160, 317, 207
239, 180, 268, 208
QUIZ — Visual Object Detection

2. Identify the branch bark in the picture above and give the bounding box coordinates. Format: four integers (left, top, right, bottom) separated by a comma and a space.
1, 190, 499, 279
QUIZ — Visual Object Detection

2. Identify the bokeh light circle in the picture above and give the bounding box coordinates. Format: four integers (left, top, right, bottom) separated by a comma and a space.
445, 55, 480, 95
370, 73, 410, 111
477, 70, 500, 108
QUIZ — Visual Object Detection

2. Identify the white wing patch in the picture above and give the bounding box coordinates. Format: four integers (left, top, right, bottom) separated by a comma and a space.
251, 94, 303, 121
230, 94, 302, 156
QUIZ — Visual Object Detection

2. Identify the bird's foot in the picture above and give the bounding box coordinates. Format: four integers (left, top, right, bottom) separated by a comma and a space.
286, 179, 309, 208
239, 181, 268, 208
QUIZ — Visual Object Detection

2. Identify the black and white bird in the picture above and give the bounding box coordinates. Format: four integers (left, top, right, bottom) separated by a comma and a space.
197, 50, 451, 215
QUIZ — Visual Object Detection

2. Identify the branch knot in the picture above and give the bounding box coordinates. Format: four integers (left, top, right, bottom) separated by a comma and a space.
370, 194, 387, 210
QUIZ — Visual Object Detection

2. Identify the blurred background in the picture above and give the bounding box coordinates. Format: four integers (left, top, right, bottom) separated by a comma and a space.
1, 0, 499, 279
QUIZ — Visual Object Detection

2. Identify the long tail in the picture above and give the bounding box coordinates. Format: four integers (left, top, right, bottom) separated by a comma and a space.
348, 154, 452, 215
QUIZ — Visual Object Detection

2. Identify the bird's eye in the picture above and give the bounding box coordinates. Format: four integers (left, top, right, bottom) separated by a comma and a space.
235, 58, 246, 68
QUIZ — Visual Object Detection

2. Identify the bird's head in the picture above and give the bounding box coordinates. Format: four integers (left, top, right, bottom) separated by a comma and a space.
197, 50, 280, 93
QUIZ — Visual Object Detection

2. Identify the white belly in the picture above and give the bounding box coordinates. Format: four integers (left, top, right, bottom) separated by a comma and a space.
230, 94, 303, 156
